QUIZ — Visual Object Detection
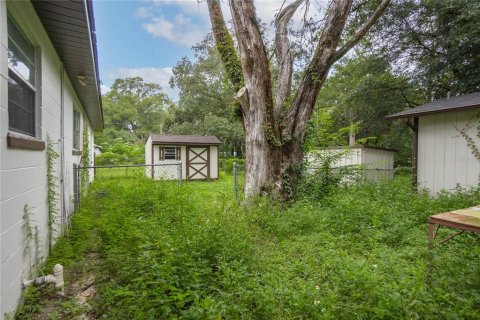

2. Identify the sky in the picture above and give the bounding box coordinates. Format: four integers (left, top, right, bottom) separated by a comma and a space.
92, 0, 312, 101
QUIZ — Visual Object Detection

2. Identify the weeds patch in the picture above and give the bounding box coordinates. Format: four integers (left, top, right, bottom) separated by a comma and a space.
16, 174, 480, 319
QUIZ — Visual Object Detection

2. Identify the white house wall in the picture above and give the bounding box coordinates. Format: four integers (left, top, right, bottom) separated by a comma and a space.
417, 110, 480, 195
0, 1, 97, 317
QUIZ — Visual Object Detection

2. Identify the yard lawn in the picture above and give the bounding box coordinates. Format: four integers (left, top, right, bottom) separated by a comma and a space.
17, 173, 480, 319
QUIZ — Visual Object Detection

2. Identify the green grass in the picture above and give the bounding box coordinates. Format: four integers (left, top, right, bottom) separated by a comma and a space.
17, 174, 480, 319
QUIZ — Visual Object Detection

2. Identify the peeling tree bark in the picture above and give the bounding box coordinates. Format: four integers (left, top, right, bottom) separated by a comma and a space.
274, 0, 305, 118
207, 0, 390, 199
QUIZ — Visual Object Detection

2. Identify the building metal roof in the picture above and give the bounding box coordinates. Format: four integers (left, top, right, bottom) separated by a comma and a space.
150, 134, 222, 145
387, 91, 480, 119
32, 0, 103, 131
326, 145, 396, 152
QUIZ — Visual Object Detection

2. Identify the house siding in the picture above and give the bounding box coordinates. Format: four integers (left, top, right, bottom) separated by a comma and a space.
417, 110, 480, 195
0, 1, 97, 317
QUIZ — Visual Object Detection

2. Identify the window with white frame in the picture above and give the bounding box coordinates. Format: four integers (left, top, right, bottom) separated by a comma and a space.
73, 109, 81, 150
7, 13, 37, 137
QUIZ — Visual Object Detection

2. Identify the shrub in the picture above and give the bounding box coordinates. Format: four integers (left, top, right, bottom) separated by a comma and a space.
95, 140, 144, 165
220, 158, 245, 174
298, 151, 362, 200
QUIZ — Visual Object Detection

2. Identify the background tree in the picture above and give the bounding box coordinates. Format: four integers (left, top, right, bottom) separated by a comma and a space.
95, 77, 174, 163
98, 77, 174, 144
371, 0, 480, 98
306, 55, 421, 166
206, 0, 390, 198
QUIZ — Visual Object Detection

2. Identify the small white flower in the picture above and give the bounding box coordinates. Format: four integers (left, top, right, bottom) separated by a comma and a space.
373, 264, 378, 268
314, 300, 320, 305
315, 285, 320, 290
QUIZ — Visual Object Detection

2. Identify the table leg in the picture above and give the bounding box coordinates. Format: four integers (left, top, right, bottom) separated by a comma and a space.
428, 222, 437, 250
427, 222, 438, 285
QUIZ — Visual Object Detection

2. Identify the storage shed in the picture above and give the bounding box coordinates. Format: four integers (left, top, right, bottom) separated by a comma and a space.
145, 134, 221, 180
387, 92, 480, 195
307, 146, 395, 181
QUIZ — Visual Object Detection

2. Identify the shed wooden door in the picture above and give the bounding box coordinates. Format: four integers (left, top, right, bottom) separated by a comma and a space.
186, 146, 210, 180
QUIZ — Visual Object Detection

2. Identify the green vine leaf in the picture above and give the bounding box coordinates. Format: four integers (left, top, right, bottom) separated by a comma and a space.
46, 135, 59, 251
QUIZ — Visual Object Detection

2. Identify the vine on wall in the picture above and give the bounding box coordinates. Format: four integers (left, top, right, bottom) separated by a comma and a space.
22, 204, 40, 277
81, 121, 91, 195
46, 135, 59, 250
456, 112, 480, 162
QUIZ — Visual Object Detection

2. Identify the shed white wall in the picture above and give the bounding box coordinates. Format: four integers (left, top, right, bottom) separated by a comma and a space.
333, 148, 362, 167
306, 148, 362, 168
145, 136, 152, 177
147, 144, 218, 180
210, 146, 219, 179
417, 110, 480, 195
307, 147, 394, 181
181, 146, 187, 179
0, 1, 96, 317
152, 145, 182, 180
361, 148, 394, 181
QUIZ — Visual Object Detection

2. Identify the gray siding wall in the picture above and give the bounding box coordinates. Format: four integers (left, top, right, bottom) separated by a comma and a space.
418, 110, 480, 195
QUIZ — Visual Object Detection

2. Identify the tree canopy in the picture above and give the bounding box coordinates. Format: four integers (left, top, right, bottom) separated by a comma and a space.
371, 0, 480, 98
95, 77, 174, 148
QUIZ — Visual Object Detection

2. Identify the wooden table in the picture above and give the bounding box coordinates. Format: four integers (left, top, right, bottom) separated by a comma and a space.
427, 205, 480, 283
428, 205, 480, 249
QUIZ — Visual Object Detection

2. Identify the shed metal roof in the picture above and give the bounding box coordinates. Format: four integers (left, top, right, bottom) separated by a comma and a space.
386, 91, 480, 119
150, 134, 222, 145
326, 145, 396, 152
32, 0, 103, 131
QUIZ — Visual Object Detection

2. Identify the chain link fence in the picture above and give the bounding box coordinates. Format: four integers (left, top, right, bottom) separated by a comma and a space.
232, 163, 394, 201
305, 166, 394, 182
73, 163, 182, 210
233, 162, 245, 201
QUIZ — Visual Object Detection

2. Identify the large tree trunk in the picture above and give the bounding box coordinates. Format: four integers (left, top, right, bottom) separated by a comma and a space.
207, 0, 390, 199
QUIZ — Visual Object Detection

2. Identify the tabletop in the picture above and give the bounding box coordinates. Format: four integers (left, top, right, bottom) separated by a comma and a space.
429, 205, 480, 233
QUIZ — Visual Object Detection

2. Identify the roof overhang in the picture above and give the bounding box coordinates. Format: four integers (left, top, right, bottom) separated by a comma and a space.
151, 142, 222, 146
32, 0, 103, 131
150, 134, 222, 145
387, 92, 480, 120
323, 145, 396, 152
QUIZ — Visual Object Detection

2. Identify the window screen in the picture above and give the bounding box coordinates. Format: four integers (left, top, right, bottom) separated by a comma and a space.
7, 13, 36, 136
8, 71, 35, 135
164, 147, 176, 160
73, 109, 81, 149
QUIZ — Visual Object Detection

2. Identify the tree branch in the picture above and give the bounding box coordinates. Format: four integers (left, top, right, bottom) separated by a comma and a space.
229, 0, 276, 132
332, 0, 390, 63
206, 0, 243, 90
285, 0, 353, 140
274, 0, 306, 117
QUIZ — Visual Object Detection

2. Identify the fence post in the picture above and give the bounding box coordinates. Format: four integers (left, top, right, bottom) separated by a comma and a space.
233, 162, 237, 201
177, 162, 182, 187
